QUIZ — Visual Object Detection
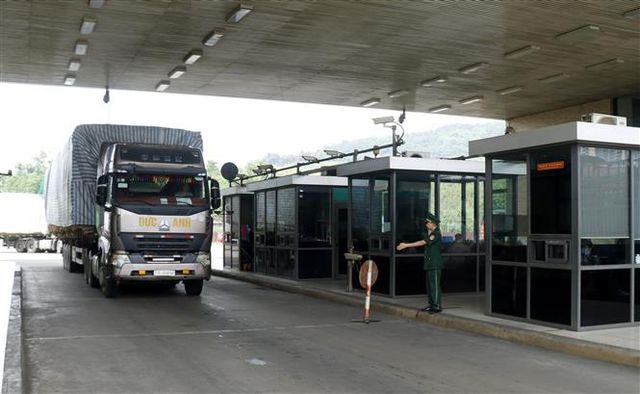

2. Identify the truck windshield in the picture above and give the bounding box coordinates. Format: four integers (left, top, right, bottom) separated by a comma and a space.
113, 174, 208, 206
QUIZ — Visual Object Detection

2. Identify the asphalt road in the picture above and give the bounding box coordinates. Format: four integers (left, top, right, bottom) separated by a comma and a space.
3, 250, 639, 393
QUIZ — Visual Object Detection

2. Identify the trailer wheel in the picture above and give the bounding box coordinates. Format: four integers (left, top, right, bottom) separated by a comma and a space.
26, 239, 37, 253
184, 279, 203, 296
15, 240, 27, 253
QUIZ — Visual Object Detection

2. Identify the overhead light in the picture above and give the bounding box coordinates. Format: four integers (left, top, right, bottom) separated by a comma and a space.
74, 40, 88, 55
623, 8, 640, 18
459, 95, 484, 105
183, 49, 203, 65
360, 97, 380, 107
497, 86, 523, 95
68, 59, 82, 72
324, 149, 345, 157
80, 17, 96, 34
585, 58, 624, 71
168, 66, 187, 79
301, 155, 318, 163
202, 29, 225, 47
504, 45, 540, 59
63, 74, 76, 86
88, 0, 105, 9
225, 4, 253, 23
388, 89, 409, 98
458, 62, 489, 74
555, 24, 600, 40
538, 73, 570, 83
428, 105, 451, 113
420, 76, 447, 87
155, 80, 170, 92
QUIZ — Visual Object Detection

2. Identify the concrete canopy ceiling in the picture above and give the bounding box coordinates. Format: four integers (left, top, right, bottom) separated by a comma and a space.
1, 0, 639, 120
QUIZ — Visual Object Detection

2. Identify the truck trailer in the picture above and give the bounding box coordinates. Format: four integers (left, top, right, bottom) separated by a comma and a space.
0, 192, 61, 253
45, 124, 220, 297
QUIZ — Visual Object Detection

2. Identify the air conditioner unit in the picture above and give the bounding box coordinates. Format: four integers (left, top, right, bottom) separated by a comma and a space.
581, 113, 627, 126
402, 151, 432, 158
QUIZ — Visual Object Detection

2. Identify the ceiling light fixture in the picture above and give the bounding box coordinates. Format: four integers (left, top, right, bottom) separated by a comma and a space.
202, 29, 225, 47
225, 4, 253, 23
388, 89, 409, 98
428, 104, 451, 113
80, 17, 96, 34
63, 74, 76, 86
360, 97, 380, 107
68, 59, 82, 72
504, 45, 540, 59
458, 62, 488, 74
585, 58, 624, 71
623, 7, 640, 18
459, 95, 484, 105
168, 66, 187, 79
183, 49, 203, 65
538, 73, 570, 83
88, 0, 105, 9
420, 75, 447, 87
155, 80, 170, 92
74, 40, 88, 55
497, 86, 523, 95
555, 24, 600, 40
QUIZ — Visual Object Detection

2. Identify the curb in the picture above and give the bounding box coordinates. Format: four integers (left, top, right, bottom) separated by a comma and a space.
212, 269, 640, 368
2, 268, 22, 394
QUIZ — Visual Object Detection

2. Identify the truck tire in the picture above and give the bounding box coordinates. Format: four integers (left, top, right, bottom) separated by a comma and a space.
99, 261, 117, 298
88, 256, 100, 288
26, 239, 37, 253
184, 279, 203, 296
15, 240, 27, 253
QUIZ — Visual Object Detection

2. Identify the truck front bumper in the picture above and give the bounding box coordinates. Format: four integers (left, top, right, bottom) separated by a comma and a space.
115, 262, 211, 281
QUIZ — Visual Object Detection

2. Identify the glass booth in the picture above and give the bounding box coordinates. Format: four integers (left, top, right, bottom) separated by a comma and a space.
469, 121, 640, 330
336, 156, 486, 297
246, 175, 348, 279
221, 187, 254, 271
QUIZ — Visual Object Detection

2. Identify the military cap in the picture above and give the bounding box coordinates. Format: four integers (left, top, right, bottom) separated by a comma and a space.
424, 212, 440, 224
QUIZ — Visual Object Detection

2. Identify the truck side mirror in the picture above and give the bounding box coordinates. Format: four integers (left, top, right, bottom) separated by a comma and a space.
96, 175, 108, 206
210, 179, 221, 210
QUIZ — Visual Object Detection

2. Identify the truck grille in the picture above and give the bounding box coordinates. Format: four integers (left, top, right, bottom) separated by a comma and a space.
134, 234, 194, 252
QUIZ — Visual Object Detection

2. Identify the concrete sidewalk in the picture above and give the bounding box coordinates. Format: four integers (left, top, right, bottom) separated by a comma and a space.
211, 268, 640, 368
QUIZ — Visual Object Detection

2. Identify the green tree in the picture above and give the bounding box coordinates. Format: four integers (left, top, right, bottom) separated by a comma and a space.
0, 152, 49, 194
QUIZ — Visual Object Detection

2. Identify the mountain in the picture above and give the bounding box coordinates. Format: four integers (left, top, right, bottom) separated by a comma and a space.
251, 123, 504, 168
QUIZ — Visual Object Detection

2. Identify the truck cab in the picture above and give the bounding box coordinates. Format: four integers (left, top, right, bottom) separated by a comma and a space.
91, 143, 220, 296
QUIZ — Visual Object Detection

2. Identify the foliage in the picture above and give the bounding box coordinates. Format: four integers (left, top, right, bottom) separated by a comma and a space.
0, 152, 49, 194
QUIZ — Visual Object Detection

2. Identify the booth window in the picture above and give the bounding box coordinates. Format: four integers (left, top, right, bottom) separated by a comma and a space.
351, 179, 370, 252
396, 173, 435, 247
265, 190, 276, 246
581, 269, 631, 326
440, 175, 477, 252
298, 187, 331, 247
255, 192, 265, 244
634, 151, 640, 262
277, 188, 295, 246
372, 178, 390, 234
530, 148, 571, 234
491, 157, 528, 263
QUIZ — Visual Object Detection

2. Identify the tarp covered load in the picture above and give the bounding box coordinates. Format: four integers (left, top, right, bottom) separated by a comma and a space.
0, 193, 49, 236
45, 124, 203, 228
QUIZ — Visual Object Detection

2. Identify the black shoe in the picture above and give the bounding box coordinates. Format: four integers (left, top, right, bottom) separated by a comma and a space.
420, 306, 433, 312
428, 308, 442, 314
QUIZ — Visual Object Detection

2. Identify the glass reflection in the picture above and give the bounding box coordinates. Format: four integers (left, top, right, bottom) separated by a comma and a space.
581, 238, 630, 265
298, 187, 331, 247
351, 179, 370, 252
581, 269, 631, 326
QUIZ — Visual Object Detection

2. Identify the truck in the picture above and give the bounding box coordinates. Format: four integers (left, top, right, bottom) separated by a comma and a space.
0, 192, 62, 253
45, 124, 220, 297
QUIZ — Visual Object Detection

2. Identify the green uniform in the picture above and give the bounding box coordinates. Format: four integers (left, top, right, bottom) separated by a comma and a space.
423, 227, 443, 310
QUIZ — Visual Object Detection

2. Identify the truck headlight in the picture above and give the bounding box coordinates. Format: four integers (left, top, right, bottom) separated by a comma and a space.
111, 252, 130, 267
196, 252, 211, 266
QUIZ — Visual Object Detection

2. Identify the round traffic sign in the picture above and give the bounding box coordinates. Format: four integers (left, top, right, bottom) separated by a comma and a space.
358, 260, 378, 289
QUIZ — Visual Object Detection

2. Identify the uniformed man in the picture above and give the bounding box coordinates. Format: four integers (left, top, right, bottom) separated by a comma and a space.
396, 212, 443, 313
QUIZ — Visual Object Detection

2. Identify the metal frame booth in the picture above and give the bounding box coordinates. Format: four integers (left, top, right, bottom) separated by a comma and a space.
221, 186, 254, 271
336, 156, 486, 297
246, 175, 348, 279
470, 121, 640, 330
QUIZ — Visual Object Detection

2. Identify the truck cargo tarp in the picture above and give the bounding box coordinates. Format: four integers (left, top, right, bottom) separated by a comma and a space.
45, 124, 203, 228
0, 193, 49, 235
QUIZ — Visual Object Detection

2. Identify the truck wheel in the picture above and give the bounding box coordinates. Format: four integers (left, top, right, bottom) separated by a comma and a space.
26, 239, 37, 253
100, 263, 117, 298
89, 256, 100, 288
16, 240, 27, 253
184, 279, 203, 296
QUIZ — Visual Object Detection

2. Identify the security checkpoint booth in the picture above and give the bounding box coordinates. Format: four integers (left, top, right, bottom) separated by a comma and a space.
469, 121, 640, 330
335, 156, 487, 297
245, 175, 348, 279
221, 186, 254, 271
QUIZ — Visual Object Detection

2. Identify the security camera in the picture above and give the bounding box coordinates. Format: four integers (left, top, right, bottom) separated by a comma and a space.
372, 116, 394, 125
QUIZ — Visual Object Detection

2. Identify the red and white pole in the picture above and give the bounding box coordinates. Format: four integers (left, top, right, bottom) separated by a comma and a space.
364, 259, 372, 323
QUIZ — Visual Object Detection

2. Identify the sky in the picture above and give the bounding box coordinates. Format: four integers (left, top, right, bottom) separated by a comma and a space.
0, 82, 503, 170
